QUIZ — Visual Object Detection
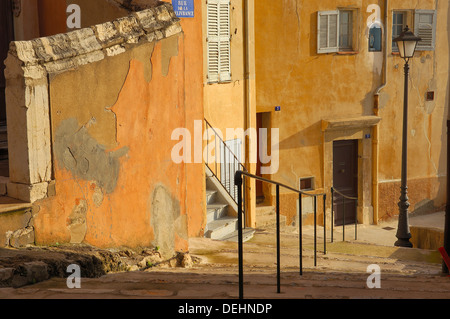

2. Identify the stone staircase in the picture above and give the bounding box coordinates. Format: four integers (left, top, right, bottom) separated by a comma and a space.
0, 178, 33, 248
255, 205, 287, 229
204, 168, 255, 242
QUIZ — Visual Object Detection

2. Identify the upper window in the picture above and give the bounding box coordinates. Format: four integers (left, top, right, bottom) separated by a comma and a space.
392, 10, 437, 52
317, 9, 356, 54
339, 10, 353, 51
206, 0, 231, 84
392, 11, 406, 51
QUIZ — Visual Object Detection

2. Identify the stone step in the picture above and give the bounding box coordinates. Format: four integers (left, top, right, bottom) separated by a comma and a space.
206, 203, 228, 224
0, 196, 34, 248
206, 189, 217, 205
204, 216, 238, 240
218, 228, 255, 242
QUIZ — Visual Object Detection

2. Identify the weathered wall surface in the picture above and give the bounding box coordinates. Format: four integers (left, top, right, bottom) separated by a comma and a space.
5, 4, 198, 256
255, 0, 448, 225
9, 0, 206, 240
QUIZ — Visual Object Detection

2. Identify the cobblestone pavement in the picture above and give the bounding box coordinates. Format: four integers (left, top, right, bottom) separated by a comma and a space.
0, 220, 449, 300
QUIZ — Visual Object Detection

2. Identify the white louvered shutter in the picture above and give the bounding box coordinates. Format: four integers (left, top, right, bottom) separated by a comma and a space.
414, 10, 437, 51
317, 11, 339, 54
207, 0, 231, 83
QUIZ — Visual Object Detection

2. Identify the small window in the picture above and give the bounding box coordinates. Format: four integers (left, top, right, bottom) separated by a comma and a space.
300, 177, 315, 191
317, 10, 355, 54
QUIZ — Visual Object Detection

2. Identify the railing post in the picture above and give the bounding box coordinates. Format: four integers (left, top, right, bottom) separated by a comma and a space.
323, 194, 327, 255
206, 123, 209, 168
342, 196, 345, 242
299, 192, 303, 276
276, 184, 281, 294
355, 199, 358, 241
215, 134, 218, 176
314, 195, 317, 267
331, 188, 334, 243
235, 171, 244, 300
243, 176, 246, 229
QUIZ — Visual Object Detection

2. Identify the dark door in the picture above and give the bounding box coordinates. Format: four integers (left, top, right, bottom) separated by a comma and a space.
0, 0, 13, 177
333, 140, 358, 226
0, 1, 13, 122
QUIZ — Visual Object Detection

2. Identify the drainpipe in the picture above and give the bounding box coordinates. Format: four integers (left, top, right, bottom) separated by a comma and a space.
242, 0, 252, 227
373, 0, 389, 225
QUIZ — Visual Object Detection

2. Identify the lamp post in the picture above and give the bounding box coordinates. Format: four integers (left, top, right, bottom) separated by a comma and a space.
393, 26, 421, 248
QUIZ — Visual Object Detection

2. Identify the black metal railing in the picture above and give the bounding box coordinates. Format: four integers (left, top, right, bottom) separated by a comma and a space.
234, 170, 326, 299
331, 187, 358, 242
204, 119, 247, 209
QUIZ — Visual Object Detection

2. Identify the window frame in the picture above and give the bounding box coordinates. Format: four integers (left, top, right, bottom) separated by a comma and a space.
317, 9, 357, 54
391, 9, 437, 53
339, 10, 353, 51
392, 11, 407, 52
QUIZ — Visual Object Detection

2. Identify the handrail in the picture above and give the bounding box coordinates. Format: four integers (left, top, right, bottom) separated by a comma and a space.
332, 187, 358, 200
204, 119, 247, 174
234, 170, 326, 299
331, 187, 358, 242
204, 119, 248, 226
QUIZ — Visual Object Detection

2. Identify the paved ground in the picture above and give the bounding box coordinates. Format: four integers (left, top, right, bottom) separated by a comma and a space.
0, 211, 449, 300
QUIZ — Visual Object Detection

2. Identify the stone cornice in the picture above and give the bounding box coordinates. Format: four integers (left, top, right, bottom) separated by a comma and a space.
322, 116, 382, 132
7, 2, 182, 76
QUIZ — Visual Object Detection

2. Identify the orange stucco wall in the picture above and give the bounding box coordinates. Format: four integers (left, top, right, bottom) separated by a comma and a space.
33, 33, 193, 255
24, 1, 206, 251
161, 0, 206, 238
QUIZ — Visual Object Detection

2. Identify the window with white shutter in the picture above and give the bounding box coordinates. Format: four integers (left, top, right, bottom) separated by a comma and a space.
414, 10, 437, 51
317, 10, 356, 54
207, 0, 231, 83
317, 11, 339, 54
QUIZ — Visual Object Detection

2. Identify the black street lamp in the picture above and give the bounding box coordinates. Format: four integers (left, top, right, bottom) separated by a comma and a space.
393, 26, 421, 248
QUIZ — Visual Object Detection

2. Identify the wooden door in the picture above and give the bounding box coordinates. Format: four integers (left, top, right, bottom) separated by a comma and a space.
333, 140, 358, 225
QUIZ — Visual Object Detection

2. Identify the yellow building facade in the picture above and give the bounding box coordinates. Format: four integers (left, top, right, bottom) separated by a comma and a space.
253, 0, 449, 227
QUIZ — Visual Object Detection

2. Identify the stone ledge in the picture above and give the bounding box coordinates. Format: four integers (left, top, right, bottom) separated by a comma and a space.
6, 182, 51, 203
8, 2, 182, 75
322, 116, 382, 132
0, 196, 32, 214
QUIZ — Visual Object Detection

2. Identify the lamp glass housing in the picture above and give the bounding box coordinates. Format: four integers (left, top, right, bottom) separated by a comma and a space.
397, 40, 419, 59
394, 26, 421, 59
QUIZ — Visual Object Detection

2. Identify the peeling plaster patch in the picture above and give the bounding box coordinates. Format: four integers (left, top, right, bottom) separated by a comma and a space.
68, 199, 88, 244
161, 35, 179, 77
150, 185, 186, 258
92, 186, 104, 208
55, 118, 129, 194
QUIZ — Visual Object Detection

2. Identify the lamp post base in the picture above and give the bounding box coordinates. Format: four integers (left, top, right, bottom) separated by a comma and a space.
394, 238, 413, 248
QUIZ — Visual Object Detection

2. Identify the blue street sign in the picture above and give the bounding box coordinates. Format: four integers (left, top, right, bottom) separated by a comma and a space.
172, 0, 195, 18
